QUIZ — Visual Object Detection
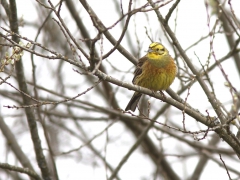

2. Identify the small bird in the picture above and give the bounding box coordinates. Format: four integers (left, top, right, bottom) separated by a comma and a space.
125, 42, 177, 112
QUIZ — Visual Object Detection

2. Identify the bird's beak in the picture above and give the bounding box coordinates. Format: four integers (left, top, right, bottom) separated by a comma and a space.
148, 48, 154, 53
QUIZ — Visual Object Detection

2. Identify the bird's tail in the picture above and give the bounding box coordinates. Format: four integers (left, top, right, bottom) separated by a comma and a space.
125, 92, 142, 112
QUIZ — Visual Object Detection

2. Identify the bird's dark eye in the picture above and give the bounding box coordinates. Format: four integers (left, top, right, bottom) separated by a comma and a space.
156, 48, 159, 51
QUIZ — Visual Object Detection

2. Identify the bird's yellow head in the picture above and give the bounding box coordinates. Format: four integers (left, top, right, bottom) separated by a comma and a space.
146, 42, 171, 67
147, 42, 169, 57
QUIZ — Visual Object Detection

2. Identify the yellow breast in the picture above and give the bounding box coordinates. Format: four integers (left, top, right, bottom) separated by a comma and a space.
134, 57, 176, 91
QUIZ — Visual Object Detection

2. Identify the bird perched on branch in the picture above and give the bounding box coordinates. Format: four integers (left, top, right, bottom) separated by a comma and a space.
125, 42, 177, 112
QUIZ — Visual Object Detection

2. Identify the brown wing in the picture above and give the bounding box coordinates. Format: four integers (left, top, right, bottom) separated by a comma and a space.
132, 56, 147, 84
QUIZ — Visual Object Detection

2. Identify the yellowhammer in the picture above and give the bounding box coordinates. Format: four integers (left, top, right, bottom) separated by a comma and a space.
125, 42, 177, 112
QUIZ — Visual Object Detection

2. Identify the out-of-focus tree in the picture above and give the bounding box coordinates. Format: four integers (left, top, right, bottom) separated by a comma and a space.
0, 0, 240, 179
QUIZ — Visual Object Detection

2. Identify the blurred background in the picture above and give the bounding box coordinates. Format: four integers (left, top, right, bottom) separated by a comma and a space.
0, 0, 240, 179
